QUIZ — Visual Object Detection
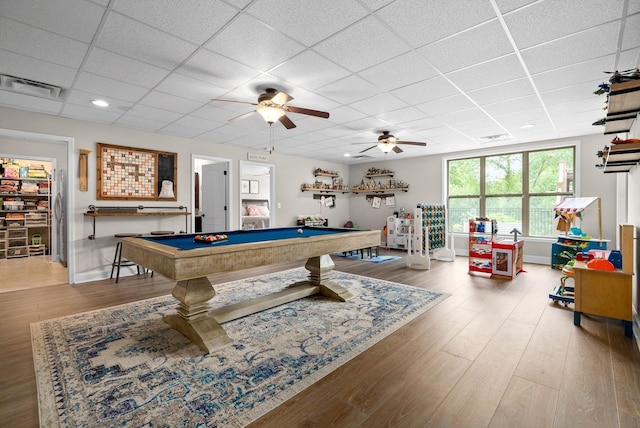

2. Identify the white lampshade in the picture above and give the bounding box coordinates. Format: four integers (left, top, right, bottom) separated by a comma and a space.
377, 141, 395, 153
257, 106, 285, 123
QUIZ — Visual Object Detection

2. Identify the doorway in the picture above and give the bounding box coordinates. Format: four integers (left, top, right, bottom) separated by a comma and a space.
192, 155, 231, 232
0, 128, 73, 287
239, 161, 275, 230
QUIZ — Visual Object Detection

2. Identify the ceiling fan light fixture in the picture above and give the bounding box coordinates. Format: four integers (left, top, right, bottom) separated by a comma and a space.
377, 141, 396, 153
257, 106, 285, 124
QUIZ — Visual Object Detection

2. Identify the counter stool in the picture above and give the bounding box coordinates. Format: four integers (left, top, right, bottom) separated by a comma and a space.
147, 231, 175, 277
111, 233, 142, 283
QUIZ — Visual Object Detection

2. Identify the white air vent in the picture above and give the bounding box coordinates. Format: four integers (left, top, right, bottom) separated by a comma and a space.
0, 74, 63, 100
479, 134, 512, 143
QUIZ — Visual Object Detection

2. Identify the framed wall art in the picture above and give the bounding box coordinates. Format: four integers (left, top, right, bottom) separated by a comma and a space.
96, 143, 177, 201
249, 180, 259, 194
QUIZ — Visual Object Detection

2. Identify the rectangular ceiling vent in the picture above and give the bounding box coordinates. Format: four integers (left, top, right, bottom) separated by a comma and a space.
479, 133, 512, 143
0, 74, 64, 100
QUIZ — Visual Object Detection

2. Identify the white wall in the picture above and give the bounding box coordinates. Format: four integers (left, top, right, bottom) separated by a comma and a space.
0, 107, 350, 283
347, 134, 617, 264
624, 115, 639, 347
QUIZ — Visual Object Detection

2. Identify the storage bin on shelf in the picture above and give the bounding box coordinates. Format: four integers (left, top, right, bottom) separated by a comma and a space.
468, 218, 497, 276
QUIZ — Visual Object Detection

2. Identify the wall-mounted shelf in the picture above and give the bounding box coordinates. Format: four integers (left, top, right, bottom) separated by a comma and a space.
300, 187, 349, 194
365, 173, 394, 178
352, 188, 408, 194
604, 80, 640, 134
83, 205, 190, 239
597, 141, 640, 173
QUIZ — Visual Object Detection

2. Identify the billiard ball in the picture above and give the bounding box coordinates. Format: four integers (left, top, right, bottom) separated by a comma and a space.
297, 228, 303, 234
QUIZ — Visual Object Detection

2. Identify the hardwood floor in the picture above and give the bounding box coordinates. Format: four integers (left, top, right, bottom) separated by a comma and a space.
1, 253, 639, 427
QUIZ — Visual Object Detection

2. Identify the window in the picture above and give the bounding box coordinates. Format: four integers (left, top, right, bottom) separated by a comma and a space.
447, 146, 574, 237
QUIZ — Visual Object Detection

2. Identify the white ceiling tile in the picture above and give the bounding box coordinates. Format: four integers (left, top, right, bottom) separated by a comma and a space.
494, 0, 539, 14
1, 0, 106, 42
83, 48, 170, 88
170, 115, 224, 131
358, 51, 439, 91
504, 0, 625, 49
326, 106, 368, 125
96, 13, 197, 70
621, 12, 640, 50
391, 76, 460, 105
112, 0, 239, 45
75, 72, 149, 103
445, 54, 526, 91
177, 49, 262, 89
0, 91, 62, 114
395, 117, 443, 132
0, 18, 89, 68
205, 14, 305, 71
434, 107, 490, 126
158, 123, 205, 139
61, 103, 123, 124
376, 0, 496, 48
468, 78, 535, 106
316, 75, 382, 104
349, 93, 408, 116
539, 79, 604, 106
313, 16, 411, 73
618, 48, 640, 71
415, 94, 476, 117
115, 115, 165, 132
247, 0, 369, 46
139, 91, 205, 114
520, 21, 620, 74
154, 73, 228, 101
482, 95, 542, 117
64, 88, 134, 112
0, 49, 77, 87
270, 51, 351, 90
417, 20, 513, 74
531, 55, 617, 92
377, 107, 428, 126
121, 105, 184, 123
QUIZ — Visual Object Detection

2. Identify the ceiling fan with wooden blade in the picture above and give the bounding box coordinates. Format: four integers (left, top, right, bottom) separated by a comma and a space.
212, 88, 329, 129
355, 131, 427, 154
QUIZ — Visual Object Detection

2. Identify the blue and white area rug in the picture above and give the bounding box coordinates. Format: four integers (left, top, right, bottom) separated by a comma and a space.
31, 268, 448, 427
334, 253, 403, 263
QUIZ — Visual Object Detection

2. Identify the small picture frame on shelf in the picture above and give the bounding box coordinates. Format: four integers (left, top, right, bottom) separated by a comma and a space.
249, 180, 259, 194
241, 180, 250, 193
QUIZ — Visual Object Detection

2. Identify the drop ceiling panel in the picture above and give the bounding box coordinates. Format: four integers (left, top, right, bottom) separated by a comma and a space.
61, 103, 123, 124
622, 13, 640, 50
83, 48, 171, 88
205, 15, 305, 71
112, 0, 239, 45
415, 94, 477, 117
154, 73, 228, 101
138, 91, 205, 114
468, 78, 536, 106
313, 16, 411, 73
417, 20, 514, 74
445, 54, 526, 92
158, 123, 207, 139
504, 0, 625, 49
120, 104, 183, 123
75, 72, 149, 103
0, 17, 89, 68
358, 51, 439, 91
0, 91, 62, 114
316, 75, 382, 104
391, 76, 460, 105
0, 0, 106, 42
349, 93, 409, 116
377, 0, 496, 48
270, 51, 351, 90
247, 0, 369, 47
530, 55, 617, 92
482, 95, 542, 117
96, 14, 197, 70
520, 21, 621, 75
177, 49, 261, 89
115, 115, 165, 132
0, 49, 77, 87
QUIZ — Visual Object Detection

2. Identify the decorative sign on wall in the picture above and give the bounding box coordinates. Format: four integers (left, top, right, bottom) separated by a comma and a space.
96, 143, 177, 201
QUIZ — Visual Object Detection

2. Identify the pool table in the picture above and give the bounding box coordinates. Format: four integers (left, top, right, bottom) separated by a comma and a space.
122, 227, 380, 353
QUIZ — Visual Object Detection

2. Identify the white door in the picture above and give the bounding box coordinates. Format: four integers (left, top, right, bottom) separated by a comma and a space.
201, 162, 228, 232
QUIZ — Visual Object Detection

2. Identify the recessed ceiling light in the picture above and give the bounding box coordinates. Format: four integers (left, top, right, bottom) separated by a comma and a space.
92, 99, 109, 107
521, 124, 535, 129
344, 153, 351, 157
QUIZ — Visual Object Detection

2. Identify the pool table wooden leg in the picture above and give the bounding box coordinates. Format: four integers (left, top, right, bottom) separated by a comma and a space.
164, 277, 233, 353
305, 255, 355, 301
